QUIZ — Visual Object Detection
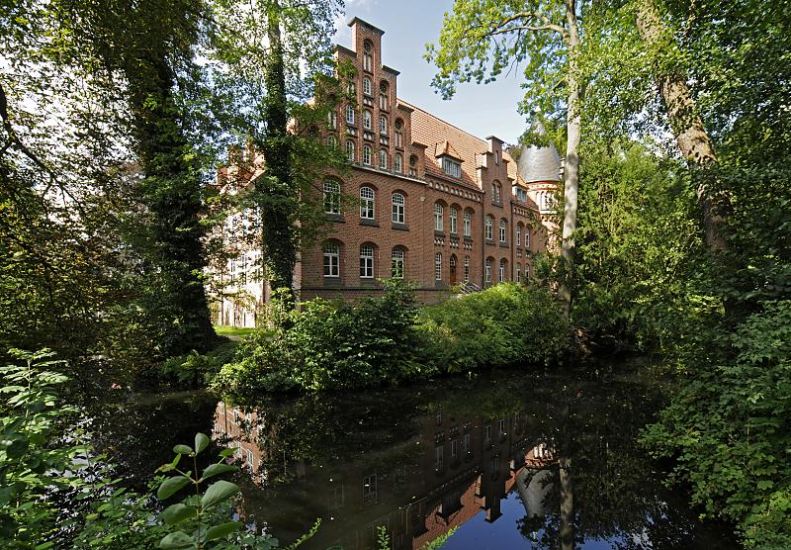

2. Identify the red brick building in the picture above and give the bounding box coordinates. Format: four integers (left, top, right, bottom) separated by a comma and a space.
216, 17, 561, 327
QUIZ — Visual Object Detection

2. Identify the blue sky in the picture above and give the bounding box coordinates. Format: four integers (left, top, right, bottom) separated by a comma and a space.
334, 0, 529, 144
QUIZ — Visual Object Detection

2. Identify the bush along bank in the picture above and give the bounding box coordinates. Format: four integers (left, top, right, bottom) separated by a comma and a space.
213, 280, 572, 395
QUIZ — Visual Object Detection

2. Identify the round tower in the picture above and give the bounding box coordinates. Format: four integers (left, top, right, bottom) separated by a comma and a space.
518, 142, 562, 254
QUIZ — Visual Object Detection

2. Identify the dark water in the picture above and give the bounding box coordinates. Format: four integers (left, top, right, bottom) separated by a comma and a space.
90, 367, 738, 549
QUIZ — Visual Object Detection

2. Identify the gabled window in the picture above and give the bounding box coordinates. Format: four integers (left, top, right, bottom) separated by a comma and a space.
346, 140, 355, 162
442, 157, 461, 178
485, 216, 493, 241
345, 105, 355, 125
392, 192, 405, 224
434, 203, 444, 232
360, 186, 375, 219
391, 248, 404, 278
378, 150, 387, 170
362, 145, 372, 166
463, 210, 472, 237
323, 243, 340, 277
323, 181, 340, 214
449, 207, 458, 234
360, 245, 374, 278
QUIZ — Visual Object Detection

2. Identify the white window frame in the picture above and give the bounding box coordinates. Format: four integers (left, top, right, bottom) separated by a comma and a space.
499, 260, 506, 282
360, 186, 375, 219
463, 256, 470, 283
379, 115, 387, 135
449, 207, 458, 234
499, 220, 507, 243
463, 211, 472, 237
378, 149, 387, 170
442, 157, 461, 178
323, 181, 340, 214
391, 248, 405, 278
362, 145, 372, 166
345, 105, 355, 125
434, 203, 444, 232
360, 245, 374, 278
434, 252, 442, 281
363, 110, 372, 130
391, 192, 405, 224
394, 153, 403, 173
485, 216, 493, 240
516, 226, 521, 246
363, 77, 372, 96
485, 260, 492, 283
323, 243, 340, 277
346, 140, 355, 162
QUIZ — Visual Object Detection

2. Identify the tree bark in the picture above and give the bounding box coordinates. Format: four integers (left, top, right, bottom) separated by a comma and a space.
636, 0, 730, 250
257, 0, 297, 295
560, 0, 581, 309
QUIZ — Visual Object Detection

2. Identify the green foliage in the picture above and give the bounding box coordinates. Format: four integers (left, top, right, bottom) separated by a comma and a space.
417, 283, 572, 372
158, 342, 239, 388
641, 301, 791, 548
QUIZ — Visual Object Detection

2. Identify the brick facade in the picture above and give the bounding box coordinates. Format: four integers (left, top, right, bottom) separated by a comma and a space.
216, 17, 561, 327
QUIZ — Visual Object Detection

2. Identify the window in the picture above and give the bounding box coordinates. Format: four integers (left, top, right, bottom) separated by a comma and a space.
485, 258, 492, 283
362, 473, 377, 503
323, 181, 340, 214
442, 157, 461, 178
326, 135, 337, 149
499, 259, 507, 282
516, 225, 522, 246
323, 243, 339, 277
525, 229, 531, 249
516, 187, 528, 202
359, 245, 374, 278
463, 256, 470, 283
392, 192, 405, 224
449, 207, 458, 234
492, 182, 502, 204
409, 154, 418, 176
379, 81, 389, 110
363, 77, 372, 96
327, 110, 337, 129
345, 105, 355, 125
395, 131, 403, 148
394, 153, 403, 173
451, 439, 458, 458
516, 263, 522, 282
379, 115, 387, 134
463, 210, 472, 237
434, 203, 444, 232
391, 248, 404, 278
435, 445, 444, 471
346, 140, 355, 162
363, 110, 372, 130
362, 145, 372, 166
485, 216, 493, 240
378, 149, 387, 170
347, 81, 356, 97
363, 40, 373, 72
435, 253, 442, 281
360, 186, 375, 219
499, 219, 507, 243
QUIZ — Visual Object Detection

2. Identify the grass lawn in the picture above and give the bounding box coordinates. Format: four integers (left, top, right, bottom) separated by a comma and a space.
214, 325, 256, 340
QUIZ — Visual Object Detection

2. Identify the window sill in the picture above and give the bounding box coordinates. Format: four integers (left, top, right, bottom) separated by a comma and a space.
359, 278, 378, 287
499, 242, 509, 248
325, 213, 345, 223
392, 223, 409, 231
434, 230, 446, 238
463, 236, 474, 242
491, 201, 503, 208
323, 277, 342, 287
485, 239, 495, 246
359, 219, 379, 227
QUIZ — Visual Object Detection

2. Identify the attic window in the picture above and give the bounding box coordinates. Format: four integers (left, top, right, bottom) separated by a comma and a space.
442, 157, 461, 178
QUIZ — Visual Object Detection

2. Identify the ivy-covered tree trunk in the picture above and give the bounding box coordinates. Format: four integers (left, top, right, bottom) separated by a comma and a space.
635, 0, 730, 250
125, 51, 216, 355
256, 0, 297, 295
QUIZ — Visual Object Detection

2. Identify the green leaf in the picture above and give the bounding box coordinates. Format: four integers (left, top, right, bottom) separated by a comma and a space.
157, 476, 191, 501
159, 531, 194, 549
194, 433, 210, 455
206, 521, 241, 541
201, 463, 238, 481
200, 480, 239, 509
160, 503, 196, 526
173, 444, 193, 455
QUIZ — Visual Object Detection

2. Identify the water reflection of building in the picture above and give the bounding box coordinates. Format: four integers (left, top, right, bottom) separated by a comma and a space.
213, 401, 557, 549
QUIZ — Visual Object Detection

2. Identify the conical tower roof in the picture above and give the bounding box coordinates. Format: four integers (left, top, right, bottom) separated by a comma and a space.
517, 142, 562, 183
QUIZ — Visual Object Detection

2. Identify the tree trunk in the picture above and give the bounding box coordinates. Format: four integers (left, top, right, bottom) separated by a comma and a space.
635, 0, 729, 250
258, 0, 297, 295
560, 0, 581, 309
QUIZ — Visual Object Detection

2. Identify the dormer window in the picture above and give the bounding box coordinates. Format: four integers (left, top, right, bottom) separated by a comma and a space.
442, 157, 461, 178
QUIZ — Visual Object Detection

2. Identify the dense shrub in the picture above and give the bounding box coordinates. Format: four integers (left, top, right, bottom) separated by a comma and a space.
157, 341, 239, 388
215, 281, 572, 395
641, 301, 791, 549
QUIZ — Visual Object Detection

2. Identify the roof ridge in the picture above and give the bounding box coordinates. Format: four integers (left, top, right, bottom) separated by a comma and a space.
398, 98, 489, 148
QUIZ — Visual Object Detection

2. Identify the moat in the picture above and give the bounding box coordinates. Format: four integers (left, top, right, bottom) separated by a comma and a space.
90, 366, 738, 549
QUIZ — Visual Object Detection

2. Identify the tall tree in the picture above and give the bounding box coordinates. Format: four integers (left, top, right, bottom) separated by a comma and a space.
427, 0, 583, 306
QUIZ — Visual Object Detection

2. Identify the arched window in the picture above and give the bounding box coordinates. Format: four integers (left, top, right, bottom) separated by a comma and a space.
516, 262, 522, 282
345, 105, 355, 125
379, 115, 387, 134
485, 215, 494, 241
363, 40, 373, 71
409, 154, 418, 176
362, 145, 372, 166
499, 258, 507, 282
360, 186, 375, 219
485, 258, 493, 283
347, 81, 356, 97
327, 110, 337, 130
378, 149, 387, 170
326, 135, 337, 149
346, 140, 355, 162
434, 203, 444, 232
492, 181, 502, 204
394, 153, 403, 173
394, 119, 403, 147
449, 254, 457, 283
434, 252, 442, 281
525, 228, 531, 249
516, 223, 523, 246
449, 207, 458, 234
323, 181, 340, 214
323, 242, 340, 278
463, 256, 470, 283
379, 81, 389, 110
360, 244, 374, 278
392, 192, 405, 224
363, 110, 372, 130
463, 210, 472, 237
363, 77, 372, 96
499, 219, 507, 243
391, 248, 405, 278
